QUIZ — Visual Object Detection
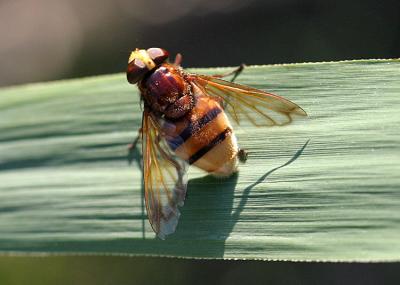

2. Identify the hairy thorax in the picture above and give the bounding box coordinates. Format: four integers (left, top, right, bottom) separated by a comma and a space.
140, 64, 193, 119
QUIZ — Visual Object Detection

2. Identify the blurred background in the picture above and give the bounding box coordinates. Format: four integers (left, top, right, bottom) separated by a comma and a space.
1, 256, 399, 285
1, 0, 399, 87
1, 0, 400, 283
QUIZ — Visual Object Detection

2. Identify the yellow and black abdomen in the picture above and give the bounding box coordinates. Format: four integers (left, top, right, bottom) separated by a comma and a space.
164, 95, 239, 176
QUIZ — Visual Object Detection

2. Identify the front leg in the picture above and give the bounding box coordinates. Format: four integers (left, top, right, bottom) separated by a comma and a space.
128, 127, 142, 165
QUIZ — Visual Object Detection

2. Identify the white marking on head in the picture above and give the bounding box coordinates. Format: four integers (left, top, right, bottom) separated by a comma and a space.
128, 49, 156, 70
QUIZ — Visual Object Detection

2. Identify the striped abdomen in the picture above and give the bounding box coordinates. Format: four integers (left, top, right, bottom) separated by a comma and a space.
163, 95, 239, 176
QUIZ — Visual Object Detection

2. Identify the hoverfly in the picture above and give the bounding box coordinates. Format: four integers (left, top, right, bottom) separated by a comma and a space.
127, 48, 307, 239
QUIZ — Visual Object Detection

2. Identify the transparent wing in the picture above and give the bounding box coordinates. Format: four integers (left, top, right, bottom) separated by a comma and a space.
142, 110, 188, 239
190, 75, 307, 126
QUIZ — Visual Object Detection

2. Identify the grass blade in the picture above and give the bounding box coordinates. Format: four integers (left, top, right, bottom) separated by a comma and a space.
0, 59, 399, 261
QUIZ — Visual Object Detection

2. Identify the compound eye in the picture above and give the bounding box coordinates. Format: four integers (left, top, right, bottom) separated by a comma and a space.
147, 48, 169, 65
127, 58, 149, 84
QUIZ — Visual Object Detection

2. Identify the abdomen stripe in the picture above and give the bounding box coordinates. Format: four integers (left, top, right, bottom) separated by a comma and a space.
188, 128, 231, 165
167, 107, 222, 151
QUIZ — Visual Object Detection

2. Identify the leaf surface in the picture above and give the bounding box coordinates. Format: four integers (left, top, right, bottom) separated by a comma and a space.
0, 59, 399, 261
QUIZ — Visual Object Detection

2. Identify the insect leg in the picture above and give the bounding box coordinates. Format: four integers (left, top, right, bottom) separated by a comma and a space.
128, 127, 143, 164
212, 63, 246, 83
174, 53, 183, 66
213, 64, 246, 109
237, 148, 248, 163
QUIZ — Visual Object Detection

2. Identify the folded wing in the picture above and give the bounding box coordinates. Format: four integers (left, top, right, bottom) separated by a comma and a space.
142, 110, 188, 239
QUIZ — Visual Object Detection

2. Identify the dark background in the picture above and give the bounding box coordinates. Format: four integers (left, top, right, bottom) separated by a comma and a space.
1, 0, 399, 283
0, 0, 399, 87
0, 256, 400, 285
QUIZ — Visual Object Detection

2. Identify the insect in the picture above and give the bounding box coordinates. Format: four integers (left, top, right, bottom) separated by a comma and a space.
127, 48, 307, 239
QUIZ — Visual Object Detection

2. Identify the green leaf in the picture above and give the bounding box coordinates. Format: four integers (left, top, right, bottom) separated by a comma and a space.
0, 59, 399, 262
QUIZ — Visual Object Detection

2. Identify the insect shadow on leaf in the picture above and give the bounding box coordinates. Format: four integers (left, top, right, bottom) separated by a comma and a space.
128, 139, 309, 252
126, 48, 307, 239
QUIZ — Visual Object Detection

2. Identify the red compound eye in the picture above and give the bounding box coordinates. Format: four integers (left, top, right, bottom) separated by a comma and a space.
127, 58, 149, 84
147, 48, 169, 65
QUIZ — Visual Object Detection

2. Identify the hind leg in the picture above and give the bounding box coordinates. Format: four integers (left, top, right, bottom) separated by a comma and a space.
208, 137, 248, 178
213, 65, 249, 162
210, 148, 247, 178
237, 148, 248, 163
